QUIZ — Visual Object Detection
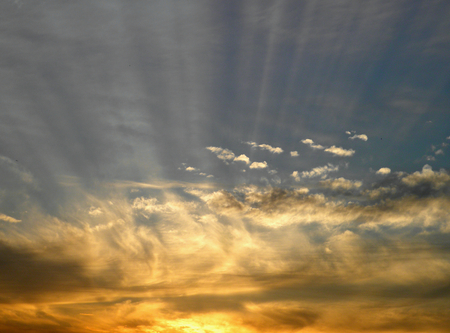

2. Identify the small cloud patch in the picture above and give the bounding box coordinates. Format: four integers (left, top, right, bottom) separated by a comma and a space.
249, 161, 268, 169
246, 141, 284, 154
376, 167, 391, 175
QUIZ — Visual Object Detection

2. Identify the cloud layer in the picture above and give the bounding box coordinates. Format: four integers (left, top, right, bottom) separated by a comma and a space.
0, 174, 449, 332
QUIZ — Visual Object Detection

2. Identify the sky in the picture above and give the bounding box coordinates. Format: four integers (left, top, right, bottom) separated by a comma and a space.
1, 1, 450, 332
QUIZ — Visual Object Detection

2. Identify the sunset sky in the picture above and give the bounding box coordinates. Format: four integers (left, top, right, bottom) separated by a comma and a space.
1, 1, 450, 332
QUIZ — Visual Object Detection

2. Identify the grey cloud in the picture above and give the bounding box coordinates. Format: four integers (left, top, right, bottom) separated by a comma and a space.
0, 241, 92, 300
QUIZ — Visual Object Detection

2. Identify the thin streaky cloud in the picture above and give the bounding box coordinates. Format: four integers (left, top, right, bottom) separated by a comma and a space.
320, 177, 362, 190
301, 139, 324, 150
324, 146, 355, 157
301, 163, 339, 178
348, 134, 368, 141
301, 139, 355, 156
206, 146, 236, 161
0, 213, 21, 223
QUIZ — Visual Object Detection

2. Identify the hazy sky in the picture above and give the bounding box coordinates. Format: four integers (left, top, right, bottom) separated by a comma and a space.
1, 1, 450, 332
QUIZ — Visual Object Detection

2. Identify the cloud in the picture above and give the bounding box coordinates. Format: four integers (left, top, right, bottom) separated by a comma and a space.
268, 170, 277, 175
249, 161, 268, 169
291, 171, 300, 182
185, 166, 197, 172
435, 149, 444, 155
206, 146, 235, 161
376, 167, 391, 175
320, 177, 362, 191
290, 151, 299, 157
301, 163, 339, 178
302, 139, 355, 156
324, 145, 355, 157
0, 181, 450, 332
402, 164, 450, 189
0, 213, 21, 223
234, 154, 250, 164
245, 141, 284, 154
345, 131, 352, 135
88, 207, 103, 216
348, 134, 368, 141
301, 139, 324, 150
207, 148, 251, 165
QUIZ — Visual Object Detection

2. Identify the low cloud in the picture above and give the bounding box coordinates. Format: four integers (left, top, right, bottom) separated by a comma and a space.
402, 164, 450, 189
249, 161, 268, 169
0, 181, 449, 332
290, 151, 299, 157
186, 166, 197, 172
376, 167, 391, 175
246, 141, 283, 154
291, 171, 300, 182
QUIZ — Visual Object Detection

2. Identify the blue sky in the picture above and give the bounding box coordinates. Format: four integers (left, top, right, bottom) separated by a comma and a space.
1, 1, 450, 332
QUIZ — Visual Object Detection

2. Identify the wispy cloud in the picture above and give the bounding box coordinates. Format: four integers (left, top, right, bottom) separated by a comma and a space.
320, 177, 362, 191
302, 139, 355, 157
301, 163, 339, 178
246, 141, 284, 154
346, 130, 368, 141
301, 139, 324, 150
349, 134, 368, 141
206, 146, 236, 161
324, 145, 355, 157
0, 213, 21, 223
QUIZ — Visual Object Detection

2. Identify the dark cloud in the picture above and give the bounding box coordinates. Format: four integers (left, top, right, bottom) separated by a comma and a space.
0, 241, 91, 301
